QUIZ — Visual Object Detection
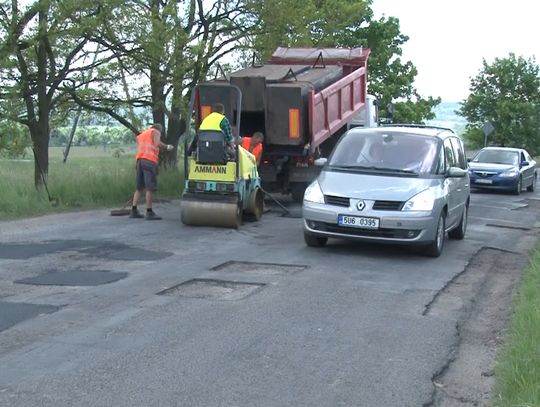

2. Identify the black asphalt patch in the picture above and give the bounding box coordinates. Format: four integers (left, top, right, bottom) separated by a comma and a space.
0, 240, 172, 261
211, 260, 308, 274
158, 278, 265, 300
0, 301, 59, 332
15, 270, 128, 286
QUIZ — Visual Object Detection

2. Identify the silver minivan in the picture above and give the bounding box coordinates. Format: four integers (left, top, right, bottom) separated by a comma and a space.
302, 125, 470, 257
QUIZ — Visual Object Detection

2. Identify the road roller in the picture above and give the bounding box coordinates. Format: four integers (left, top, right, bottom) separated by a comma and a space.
180, 84, 264, 228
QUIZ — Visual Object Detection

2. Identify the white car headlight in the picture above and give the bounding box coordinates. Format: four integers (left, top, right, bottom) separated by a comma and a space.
402, 188, 436, 212
304, 181, 325, 204
500, 169, 518, 177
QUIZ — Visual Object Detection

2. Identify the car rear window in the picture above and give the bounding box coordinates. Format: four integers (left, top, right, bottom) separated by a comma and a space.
473, 150, 519, 165
328, 131, 440, 174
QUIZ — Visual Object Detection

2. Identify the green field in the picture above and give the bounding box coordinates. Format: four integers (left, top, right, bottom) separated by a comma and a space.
0, 146, 183, 220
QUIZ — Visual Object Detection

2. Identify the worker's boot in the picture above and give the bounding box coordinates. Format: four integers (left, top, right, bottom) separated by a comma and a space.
145, 210, 162, 220
128, 208, 144, 219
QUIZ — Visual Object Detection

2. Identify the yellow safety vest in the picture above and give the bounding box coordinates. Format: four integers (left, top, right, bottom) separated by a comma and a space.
199, 112, 224, 131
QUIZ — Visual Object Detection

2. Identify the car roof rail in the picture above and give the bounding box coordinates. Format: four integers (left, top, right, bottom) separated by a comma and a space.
382, 123, 455, 133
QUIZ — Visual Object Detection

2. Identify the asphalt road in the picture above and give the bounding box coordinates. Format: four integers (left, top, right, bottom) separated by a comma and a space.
0, 188, 539, 407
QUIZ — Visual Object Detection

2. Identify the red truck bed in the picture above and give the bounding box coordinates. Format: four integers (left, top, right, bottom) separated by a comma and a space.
270, 47, 370, 150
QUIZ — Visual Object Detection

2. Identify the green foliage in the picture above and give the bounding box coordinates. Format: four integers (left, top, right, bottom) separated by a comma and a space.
50, 126, 134, 147
493, 246, 540, 406
459, 54, 540, 154
249, 1, 440, 123
0, 120, 31, 158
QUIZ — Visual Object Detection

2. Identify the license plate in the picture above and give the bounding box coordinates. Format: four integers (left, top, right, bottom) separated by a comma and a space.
338, 215, 379, 229
475, 179, 493, 184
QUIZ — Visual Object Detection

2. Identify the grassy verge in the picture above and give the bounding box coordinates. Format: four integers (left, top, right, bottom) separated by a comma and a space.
0, 146, 183, 220
493, 244, 540, 406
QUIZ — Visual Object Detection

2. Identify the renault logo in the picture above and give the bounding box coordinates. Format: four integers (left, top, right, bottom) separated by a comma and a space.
356, 200, 366, 211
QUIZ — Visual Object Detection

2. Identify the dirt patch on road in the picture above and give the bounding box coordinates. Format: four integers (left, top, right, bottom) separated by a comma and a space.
423, 247, 532, 406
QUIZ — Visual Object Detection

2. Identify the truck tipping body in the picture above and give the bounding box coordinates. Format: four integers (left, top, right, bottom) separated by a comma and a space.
192, 47, 371, 201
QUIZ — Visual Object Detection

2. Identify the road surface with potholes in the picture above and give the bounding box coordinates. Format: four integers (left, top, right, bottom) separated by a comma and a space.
0, 189, 539, 406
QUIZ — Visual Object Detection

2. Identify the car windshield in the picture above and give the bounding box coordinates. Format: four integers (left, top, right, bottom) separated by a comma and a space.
473, 149, 519, 165
328, 131, 439, 174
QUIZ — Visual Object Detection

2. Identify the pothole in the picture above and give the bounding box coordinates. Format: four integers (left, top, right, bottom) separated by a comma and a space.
15, 270, 128, 286
157, 278, 265, 300
210, 261, 308, 275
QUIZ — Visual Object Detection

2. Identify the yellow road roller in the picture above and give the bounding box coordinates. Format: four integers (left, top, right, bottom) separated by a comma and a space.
180, 84, 264, 228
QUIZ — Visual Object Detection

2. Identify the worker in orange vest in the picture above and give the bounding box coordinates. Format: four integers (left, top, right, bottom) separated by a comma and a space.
129, 123, 173, 220
240, 131, 264, 166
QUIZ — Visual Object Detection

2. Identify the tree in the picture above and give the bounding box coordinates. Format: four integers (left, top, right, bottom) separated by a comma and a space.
248, 0, 439, 123
0, 0, 107, 185
459, 53, 540, 154
70, 0, 257, 167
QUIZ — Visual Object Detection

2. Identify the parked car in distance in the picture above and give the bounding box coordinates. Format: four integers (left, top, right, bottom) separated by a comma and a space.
468, 147, 537, 194
302, 125, 470, 257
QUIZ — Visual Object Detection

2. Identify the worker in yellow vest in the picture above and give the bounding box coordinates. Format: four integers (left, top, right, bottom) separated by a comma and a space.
199, 103, 236, 155
129, 123, 173, 220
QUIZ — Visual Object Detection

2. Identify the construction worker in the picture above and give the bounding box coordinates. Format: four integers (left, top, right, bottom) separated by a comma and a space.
241, 131, 264, 166
199, 103, 236, 155
129, 123, 173, 220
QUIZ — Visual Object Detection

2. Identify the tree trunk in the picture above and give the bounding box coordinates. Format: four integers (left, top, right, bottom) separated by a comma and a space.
32, 126, 49, 187
33, 3, 50, 187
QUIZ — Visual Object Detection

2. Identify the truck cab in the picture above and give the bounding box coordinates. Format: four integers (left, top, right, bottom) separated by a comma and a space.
347, 95, 379, 129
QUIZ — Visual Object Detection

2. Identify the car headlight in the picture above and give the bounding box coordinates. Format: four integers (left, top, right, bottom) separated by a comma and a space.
499, 169, 518, 177
304, 181, 325, 204
402, 188, 436, 212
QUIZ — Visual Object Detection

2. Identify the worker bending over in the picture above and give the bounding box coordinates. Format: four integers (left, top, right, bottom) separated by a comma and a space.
241, 131, 264, 166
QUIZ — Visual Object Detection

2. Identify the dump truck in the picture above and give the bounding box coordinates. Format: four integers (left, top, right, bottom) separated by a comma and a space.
189, 47, 376, 202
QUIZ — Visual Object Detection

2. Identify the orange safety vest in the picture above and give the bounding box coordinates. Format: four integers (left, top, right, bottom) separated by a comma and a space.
241, 137, 263, 162
199, 112, 224, 131
136, 128, 159, 163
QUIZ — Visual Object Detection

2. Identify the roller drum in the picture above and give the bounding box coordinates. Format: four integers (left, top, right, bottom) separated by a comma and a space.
181, 194, 241, 228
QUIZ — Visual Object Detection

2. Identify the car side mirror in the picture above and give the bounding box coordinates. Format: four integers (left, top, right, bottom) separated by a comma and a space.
520, 161, 529, 167
314, 157, 327, 167
467, 157, 472, 162
447, 167, 467, 178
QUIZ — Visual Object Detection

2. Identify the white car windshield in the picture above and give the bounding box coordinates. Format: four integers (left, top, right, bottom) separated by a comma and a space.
328, 131, 439, 174
473, 150, 519, 165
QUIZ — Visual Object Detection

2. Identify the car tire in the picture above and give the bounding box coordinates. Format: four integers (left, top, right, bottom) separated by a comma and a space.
527, 174, 536, 192
449, 204, 467, 240
304, 231, 328, 247
424, 212, 445, 257
513, 177, 522, 195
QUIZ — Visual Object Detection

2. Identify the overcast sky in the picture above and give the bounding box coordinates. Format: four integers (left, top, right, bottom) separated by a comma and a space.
371, 0, 540, 102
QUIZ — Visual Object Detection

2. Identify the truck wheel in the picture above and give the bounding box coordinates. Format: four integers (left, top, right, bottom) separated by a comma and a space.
291, 183, 307, 203
304, 231, 327, 247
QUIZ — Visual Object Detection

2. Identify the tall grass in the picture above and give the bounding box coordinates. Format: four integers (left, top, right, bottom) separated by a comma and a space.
494, 245, 540, 406
0, 146, 183, 220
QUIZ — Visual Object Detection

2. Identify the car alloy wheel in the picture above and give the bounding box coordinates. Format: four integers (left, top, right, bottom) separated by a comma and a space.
424, 212, 446, 257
